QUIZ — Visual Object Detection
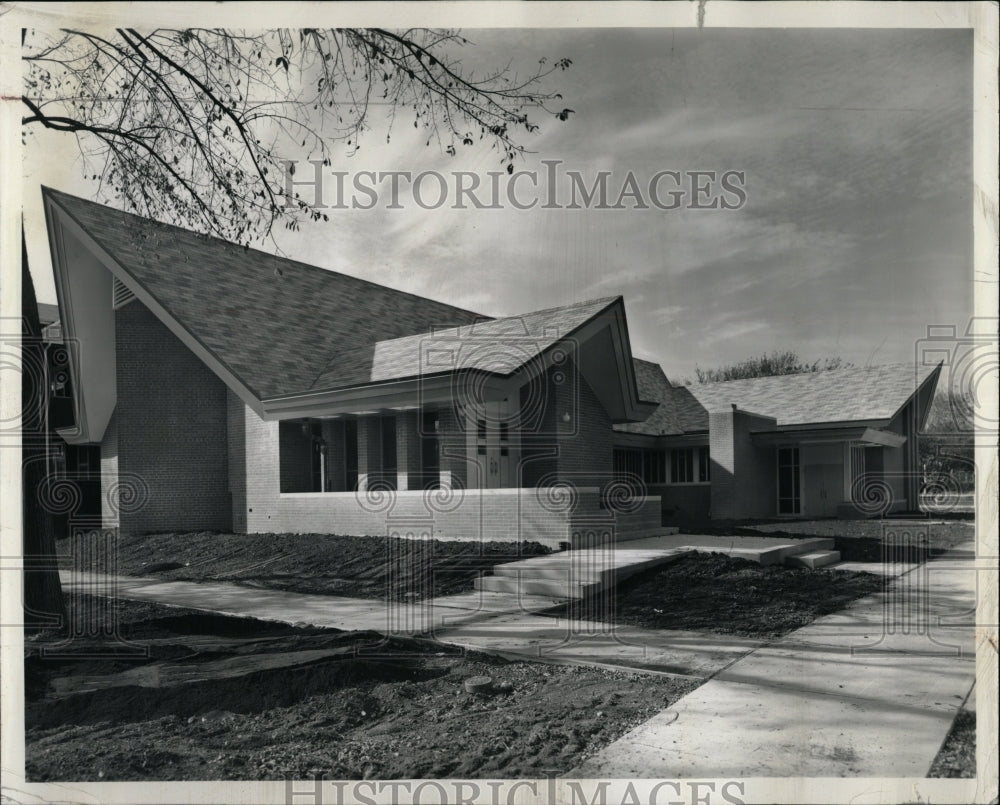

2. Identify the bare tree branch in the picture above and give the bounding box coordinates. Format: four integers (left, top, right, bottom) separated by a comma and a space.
22, 27, 572, 244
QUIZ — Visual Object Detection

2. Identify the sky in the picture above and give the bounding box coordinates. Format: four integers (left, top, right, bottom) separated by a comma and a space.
23, 27, 974, 381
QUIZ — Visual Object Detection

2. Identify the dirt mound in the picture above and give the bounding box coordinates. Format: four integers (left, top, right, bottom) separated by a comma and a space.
26, 597, 697, 781
60, 532, 552, 600
558, 552, 885, 638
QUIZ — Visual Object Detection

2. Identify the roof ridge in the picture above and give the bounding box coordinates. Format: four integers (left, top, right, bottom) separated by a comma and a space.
697, 362, 927, 387
364, 296, 622, 347
42, 186, 488, 321
485, 295, 622, 321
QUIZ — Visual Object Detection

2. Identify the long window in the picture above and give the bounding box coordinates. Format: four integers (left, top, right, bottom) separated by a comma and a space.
777, 446, 801, 515
671, 449, 694, 483
669, 447, 710, 484
613, 448, 666, 484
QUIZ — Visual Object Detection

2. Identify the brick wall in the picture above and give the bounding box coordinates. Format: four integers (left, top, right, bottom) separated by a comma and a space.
356, 415, 383, 489
227, 392, 247, 532
553, 367, 613, 481
100, 407, 118, 528
437, 404, 469, 489
518, 365, 612, 487
396, 410, 422, 490
655, 483, 711, 525
115, 302, 232, 535
709, 408, 777, 520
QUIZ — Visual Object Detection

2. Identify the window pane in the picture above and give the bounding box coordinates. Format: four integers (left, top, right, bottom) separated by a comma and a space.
698, 447, 710, 482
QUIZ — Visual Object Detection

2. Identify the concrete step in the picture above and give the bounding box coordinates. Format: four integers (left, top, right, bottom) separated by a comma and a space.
785, 550, 841, 569
570, 526, 680, 548
474, 574, 597, 599
492, 563, 605, 582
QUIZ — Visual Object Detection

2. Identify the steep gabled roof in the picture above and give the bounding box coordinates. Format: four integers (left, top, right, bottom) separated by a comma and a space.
686, 363, 941, 427
310, 297, 620, 391
43, 188, 485, 399
614, 359, 708, 435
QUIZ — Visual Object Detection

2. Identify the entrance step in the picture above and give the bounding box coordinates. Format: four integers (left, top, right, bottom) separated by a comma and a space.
569, 526, 680, 549
474, 574, 598, 599
785, 550, 842, 569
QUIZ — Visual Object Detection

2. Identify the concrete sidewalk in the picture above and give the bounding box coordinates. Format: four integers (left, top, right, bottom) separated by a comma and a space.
59, 569, 764, 678
568, 542, 978, 778
58, 570, 570, 634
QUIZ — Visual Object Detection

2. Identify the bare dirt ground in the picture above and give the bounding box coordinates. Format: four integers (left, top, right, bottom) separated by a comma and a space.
558, 552, 886, 639
57, 532, 550, 600
25, 597, 698, 781
928, 710, 976, 778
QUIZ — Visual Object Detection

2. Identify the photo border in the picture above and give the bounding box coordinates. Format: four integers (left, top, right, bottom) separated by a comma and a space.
1, 2, 996, 803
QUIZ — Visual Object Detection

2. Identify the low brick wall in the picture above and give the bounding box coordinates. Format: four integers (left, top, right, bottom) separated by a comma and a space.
231, 394, 661, 546
245, 487, 661, 548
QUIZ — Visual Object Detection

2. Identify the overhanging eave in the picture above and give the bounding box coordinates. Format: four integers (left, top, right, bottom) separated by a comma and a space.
751, 425, 906, 448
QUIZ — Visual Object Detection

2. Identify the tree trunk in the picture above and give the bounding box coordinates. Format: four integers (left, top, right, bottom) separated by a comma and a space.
22, 228, 66, 632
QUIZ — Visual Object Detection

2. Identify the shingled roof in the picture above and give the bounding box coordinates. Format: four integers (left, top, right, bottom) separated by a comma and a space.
615, 361, 939, 437
614, 359, 708, 436
311, 297, 620, 391
44, 188, 486, 399
686, 363, 940, 427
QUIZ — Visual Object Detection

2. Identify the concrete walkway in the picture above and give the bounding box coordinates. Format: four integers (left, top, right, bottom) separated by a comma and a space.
59, 534, 920, 678
60, 568, 758, 679
60, 540, 977, 776
568, 542, 978, 778
58, 571, 569, 634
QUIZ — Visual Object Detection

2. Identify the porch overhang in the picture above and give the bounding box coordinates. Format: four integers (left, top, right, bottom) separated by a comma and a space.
262, 297, 657, 423
750, 425, 906, 448
260, 371, 507, 419
612, 430, 709, 449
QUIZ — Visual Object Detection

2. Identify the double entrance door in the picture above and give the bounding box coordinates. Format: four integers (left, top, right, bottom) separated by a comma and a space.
473, 400, 516, 488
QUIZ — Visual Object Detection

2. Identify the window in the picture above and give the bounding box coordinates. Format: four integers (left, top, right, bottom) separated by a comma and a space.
477, 417, 487, 456
671, 449, 694, 483
698, 446, 711, 482
777, 446, 801, 515
499, 422, 509, 457
669, 447, 710, 484
614, 448, 666, 485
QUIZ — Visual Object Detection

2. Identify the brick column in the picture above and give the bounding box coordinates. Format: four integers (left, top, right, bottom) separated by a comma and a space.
437, 405, 468, 489
709, 407, 778, 519
322, 420, 346, 492
356, 416, 381, 492
395, 411, 422, 490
